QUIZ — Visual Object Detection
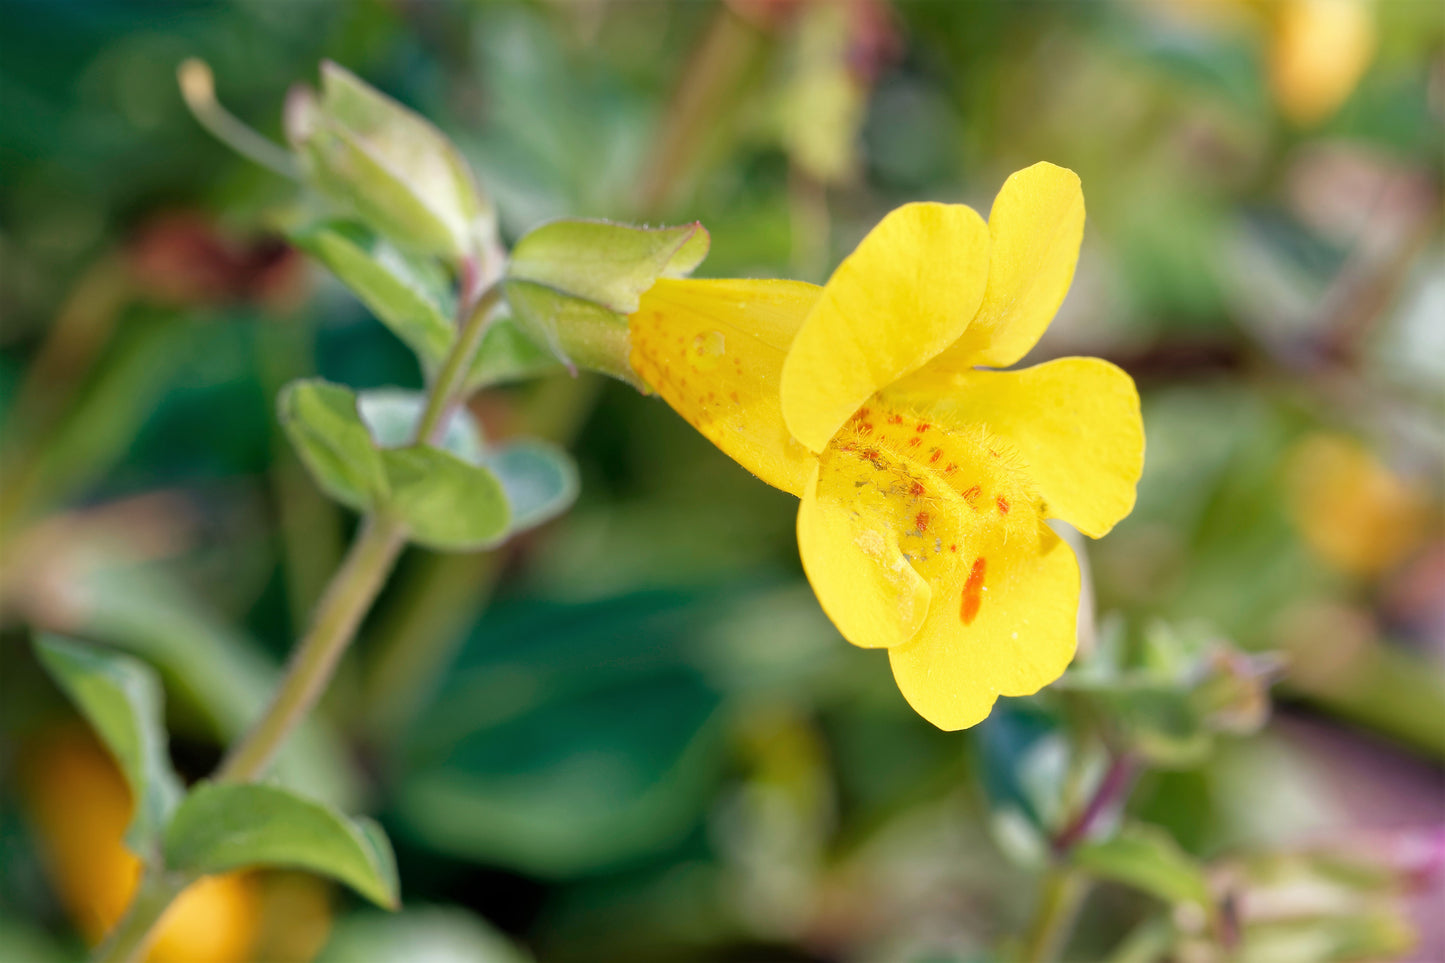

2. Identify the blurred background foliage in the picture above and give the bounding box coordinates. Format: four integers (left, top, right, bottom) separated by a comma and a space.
1, 1, 1441, 961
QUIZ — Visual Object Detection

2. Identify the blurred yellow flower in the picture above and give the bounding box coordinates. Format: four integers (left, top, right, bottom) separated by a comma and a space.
21, 730, 259, 963
629, 163, 1144, 729
1157, 0, 1376, 124
1286, 433, 1430, 576
1268, 0, 1376, 124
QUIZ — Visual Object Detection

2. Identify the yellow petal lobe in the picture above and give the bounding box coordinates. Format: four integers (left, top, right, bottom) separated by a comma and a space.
931, 162, 1084, 370
801, 397, 1043, 651
629, 278, 820, 496
889, 524, 1080, 730
798, 456, 932, 650
780, 202, 990, 452
889, 357, 1144, 538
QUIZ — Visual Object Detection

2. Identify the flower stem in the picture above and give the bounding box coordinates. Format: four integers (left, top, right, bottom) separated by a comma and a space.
1019, 866, 1089, 963
214, 514, 406, 782
91, 267, 503, 963
413, 283, 502, 445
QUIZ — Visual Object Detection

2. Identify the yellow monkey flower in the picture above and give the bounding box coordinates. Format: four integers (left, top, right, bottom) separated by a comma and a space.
628, 162, 1144, 730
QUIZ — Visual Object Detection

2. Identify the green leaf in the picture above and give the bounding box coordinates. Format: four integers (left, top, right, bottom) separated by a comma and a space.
278, 379, 386, 512
33, 635, 183, 851
356, 389, 484, 463
316, 908, 534, 963
1072, 823, 1213, 910
507, 219, 708, 313
397, 592, 728, 876
291, 220, 455, 366
480, 440, 578, 531
163, 782, 399, 909
380, 445, 511, 551
289, 62, 495, 263
465, 318, 560, 390
66, 565, 361, 808
503, 219, 709, 381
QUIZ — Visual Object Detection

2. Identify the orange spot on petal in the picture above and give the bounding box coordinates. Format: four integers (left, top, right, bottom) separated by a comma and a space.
996, 496, 1010, 515
909, 481, 926, 497
915, 512, 930, 532
961, 557, 987, 625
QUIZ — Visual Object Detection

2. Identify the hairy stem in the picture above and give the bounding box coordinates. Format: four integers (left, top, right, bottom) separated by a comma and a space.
215, 514, 407, 782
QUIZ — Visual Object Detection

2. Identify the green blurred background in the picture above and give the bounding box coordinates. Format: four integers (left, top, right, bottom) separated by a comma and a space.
1, 1, 1441, 961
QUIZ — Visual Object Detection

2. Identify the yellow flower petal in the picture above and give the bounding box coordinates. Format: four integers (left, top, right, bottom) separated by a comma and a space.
800, 396, 1046, 650
780, 202, 990, 452
888, 523, 1080, 730
931, 162, 1084, 370
797, 458, 932, 650
889, 357, 1144, 538
629, 278, 820, 496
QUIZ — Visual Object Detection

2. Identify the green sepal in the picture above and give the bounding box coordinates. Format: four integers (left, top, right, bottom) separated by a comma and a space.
288, 61, 496, 265
465, 318, 560, 390
163, 782, 399, 909
33, 635, 184, 853
503, 219, 709, 382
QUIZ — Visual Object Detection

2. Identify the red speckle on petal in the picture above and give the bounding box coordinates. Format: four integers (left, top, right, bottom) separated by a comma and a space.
917, 423, 930, 433
909, 481, 926, 497
860, 422, 874, 434
996, 496, 1010, 515
944, 463, 958, 475
888, 413, 903, 424
962, 485, 981, 504
949, 543, 958, 552
960, 557, 987, 625
915, 512, 930, 532
929, 449, 942, 464
857, 407, 871, 421
907, 436, 921, 447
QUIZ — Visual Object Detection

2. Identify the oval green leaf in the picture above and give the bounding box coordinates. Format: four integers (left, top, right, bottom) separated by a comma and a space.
480, 440, 578, 532
34, 634, 183, 852
380, 445, 511, 551
279, 379, 387, 512
291, 220, 456, 367
163, 782, 399, 909
1072, 822, 1213, 910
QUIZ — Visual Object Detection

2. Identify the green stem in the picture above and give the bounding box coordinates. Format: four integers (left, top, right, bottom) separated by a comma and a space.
90, 268, 503, 963
414, 284, 502, 445
214, 514, 406, 782
92, 870, 189, 963
1019, 866, 1089, 963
